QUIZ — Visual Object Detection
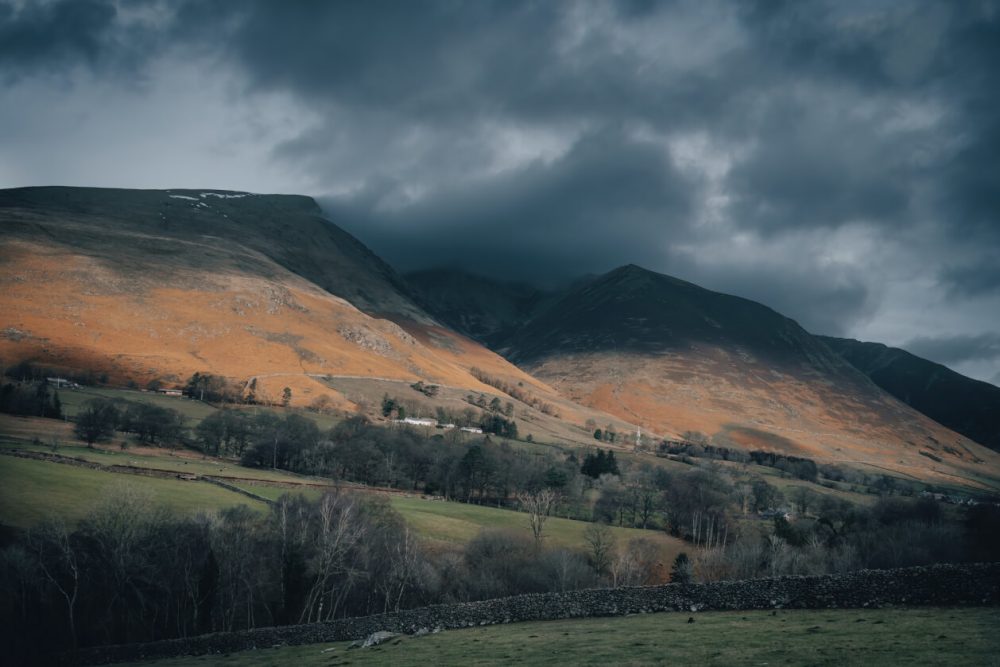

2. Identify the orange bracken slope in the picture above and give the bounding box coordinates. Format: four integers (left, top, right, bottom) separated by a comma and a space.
0, 187, 557, 410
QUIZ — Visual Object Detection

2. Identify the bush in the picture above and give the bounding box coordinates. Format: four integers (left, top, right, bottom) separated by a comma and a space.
74, 399, 119, 445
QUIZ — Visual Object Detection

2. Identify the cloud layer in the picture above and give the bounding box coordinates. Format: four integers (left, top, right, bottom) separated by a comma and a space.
1, 0, 998, 382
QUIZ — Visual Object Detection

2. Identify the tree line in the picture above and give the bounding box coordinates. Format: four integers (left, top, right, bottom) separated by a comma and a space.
73, 398, 185, 447
0, 381, 63, 420
0, 485, 677, 663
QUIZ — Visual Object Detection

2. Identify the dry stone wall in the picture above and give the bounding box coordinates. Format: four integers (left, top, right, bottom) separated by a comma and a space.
74, 562, 1000, 665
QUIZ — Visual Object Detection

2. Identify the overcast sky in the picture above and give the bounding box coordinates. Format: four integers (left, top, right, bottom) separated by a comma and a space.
1, 0, 998, 384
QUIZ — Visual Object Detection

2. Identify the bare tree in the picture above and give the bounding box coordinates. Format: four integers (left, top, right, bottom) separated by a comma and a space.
584, 522, 617, 576
516, 489, 557, 547
28, 521, 80, 651
610, 546, 637, 587
300, 492, 367, 623
380, 525, 422, 612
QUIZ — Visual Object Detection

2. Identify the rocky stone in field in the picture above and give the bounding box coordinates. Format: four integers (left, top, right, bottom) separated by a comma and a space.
349, 630, 399, 649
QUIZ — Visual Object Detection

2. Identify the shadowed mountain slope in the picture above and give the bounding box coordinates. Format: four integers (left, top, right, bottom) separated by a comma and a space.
820, 336, 1000, 452
406, 268, 559, 347
504, 264, 840, 368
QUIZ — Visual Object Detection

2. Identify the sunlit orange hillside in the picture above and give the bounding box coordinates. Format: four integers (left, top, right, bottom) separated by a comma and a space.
0, 187, 581, 419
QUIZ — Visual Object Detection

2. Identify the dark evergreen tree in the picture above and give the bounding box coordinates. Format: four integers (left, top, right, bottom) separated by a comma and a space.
670, 552, 693, 584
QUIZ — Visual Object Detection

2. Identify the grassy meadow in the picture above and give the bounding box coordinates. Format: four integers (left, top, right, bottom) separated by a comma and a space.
387, 495, 687, 558
0, 456, 269, 528
123, 607, 1000, 667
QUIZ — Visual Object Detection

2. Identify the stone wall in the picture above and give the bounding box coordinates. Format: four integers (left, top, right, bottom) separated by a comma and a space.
74, 562, 1000, 665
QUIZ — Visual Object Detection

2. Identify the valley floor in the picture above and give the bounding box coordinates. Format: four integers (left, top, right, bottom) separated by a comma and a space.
123, 607, 1000, 667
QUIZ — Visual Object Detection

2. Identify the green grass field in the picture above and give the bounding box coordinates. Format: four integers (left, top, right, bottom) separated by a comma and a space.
385, 495, 686, 558
124, 606, 1000, 667
57, 387, 218, 422
0, 440, 324, 484
0, 424, 684, 561
57, 387, 343, 430
217, 486, 685, 559
0, 456, 267, 528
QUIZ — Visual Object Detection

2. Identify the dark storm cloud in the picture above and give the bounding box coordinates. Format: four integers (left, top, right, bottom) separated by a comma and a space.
723, 101, 916, 233
0, 0, 165, 81
0, 0, 116, 74
2, 1, 999, 377
942, 262, 1000, 299
903, 333, 1000, 367
173, 1, 741, 129
323, 126, 698, 284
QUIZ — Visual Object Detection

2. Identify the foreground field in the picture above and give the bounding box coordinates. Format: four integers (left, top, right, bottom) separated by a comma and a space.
125, 607, 1000, 667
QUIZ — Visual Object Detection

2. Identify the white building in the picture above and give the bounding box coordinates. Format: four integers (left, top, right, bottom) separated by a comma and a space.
395, 417, 437, 427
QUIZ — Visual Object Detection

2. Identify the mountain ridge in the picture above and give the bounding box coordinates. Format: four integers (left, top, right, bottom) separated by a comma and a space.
3, 187, 999, 490
410, 264, 1000, 488
820, 335, 1000, 451
0, 186, 585, 425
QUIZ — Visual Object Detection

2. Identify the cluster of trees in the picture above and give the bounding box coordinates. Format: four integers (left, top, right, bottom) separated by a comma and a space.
0, 486, 692, 662
580, 449, 620, 478
748, 452, 818, 482
0, 487, 427, 660
230, 416, 562, 505
659, 440, 819, 483
479, 413, 518, 439
379, 394, 519, 439
74, 399, 185, 447
3, 360, 106, 386
660, 438, 932, 497
182, 373, 300, 408
409, 381, 439, 397
468, 367, 558, 416
465, 392, 515, 418
0, 381, 62, 419
183, 373, 243, 403
592, 425, 619, 444
694, 496, 1000, 582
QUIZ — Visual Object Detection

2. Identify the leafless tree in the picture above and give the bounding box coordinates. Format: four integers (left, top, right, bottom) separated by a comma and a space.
517, 489, 557, 547
584, 522, 617, 576
300, 492, 367, 623
379, 525, 422, 612
28, 521, 80, 651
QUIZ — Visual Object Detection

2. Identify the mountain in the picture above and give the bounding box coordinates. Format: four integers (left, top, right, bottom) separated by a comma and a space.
406, 269, 561, 347
416, 265, 1000, 489
820, 336, 1000, 452
0, 186, 589, 425
504, 264, 840, 367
